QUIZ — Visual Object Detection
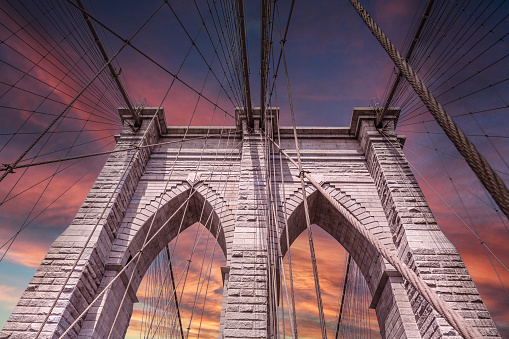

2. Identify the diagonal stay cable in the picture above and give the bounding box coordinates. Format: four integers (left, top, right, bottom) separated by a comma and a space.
0, 130, 240, 172
0, 104, 120, 126
349, 0, 509, 222
0, 87, 113, 258
0, 0, 167, 185
391, 139, 509, 276
33, 109, 162, 338
268, 135, 483, 339
142, 71, 232, 339
64, 0, 235, 119
57, 137, 242, 339
107, 45, 226, 337
0, 136, 113, 208
401, 137, 509, 178
0, 143, 112, 258
276, 3, 327, 337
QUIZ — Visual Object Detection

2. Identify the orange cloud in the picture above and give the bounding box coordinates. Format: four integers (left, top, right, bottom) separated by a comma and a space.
0, 234, 49, 269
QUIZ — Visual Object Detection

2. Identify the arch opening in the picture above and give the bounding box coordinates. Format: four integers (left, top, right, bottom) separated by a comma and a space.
279, 189, 393, 337
81, 187, 228, 338
126, 223, 226, 339
280, 189, 386, 296
281, 225, 381, 338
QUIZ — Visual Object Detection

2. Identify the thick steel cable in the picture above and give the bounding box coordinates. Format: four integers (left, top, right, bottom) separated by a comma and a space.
349, 0, 509, 221
395, 7, 509, 175
269, 138, 483, 339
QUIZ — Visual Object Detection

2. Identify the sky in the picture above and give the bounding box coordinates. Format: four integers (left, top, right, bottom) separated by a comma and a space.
0, 0, 508, 338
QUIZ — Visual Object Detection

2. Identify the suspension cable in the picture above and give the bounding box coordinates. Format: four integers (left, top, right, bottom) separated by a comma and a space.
279, 18, 328, 339
349, 0, 509, 221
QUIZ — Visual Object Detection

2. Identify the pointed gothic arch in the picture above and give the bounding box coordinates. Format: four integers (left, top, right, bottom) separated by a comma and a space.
279, 186, 420, 337
78, 185, 229, 338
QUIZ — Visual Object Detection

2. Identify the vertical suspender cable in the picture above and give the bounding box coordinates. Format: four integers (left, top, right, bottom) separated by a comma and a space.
270, 140, 482, 339
349, 0, 509, 221
260, 0, 269, 123
236, 0, 253, 127
165, 245, 185, 339
334, 254, 351, 339
280, 34, 328, 339
277, 145, 298, 338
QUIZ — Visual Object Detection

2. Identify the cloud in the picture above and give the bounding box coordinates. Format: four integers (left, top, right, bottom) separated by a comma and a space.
0, 285, 24, 308
0, 234, 49, 269
126, 224, 225, 338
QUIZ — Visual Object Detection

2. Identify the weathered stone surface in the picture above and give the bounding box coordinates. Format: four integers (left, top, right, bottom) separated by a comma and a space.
0, 108, 499, 338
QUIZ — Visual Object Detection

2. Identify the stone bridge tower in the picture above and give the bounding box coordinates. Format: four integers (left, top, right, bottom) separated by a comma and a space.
0, 108, 500, 338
